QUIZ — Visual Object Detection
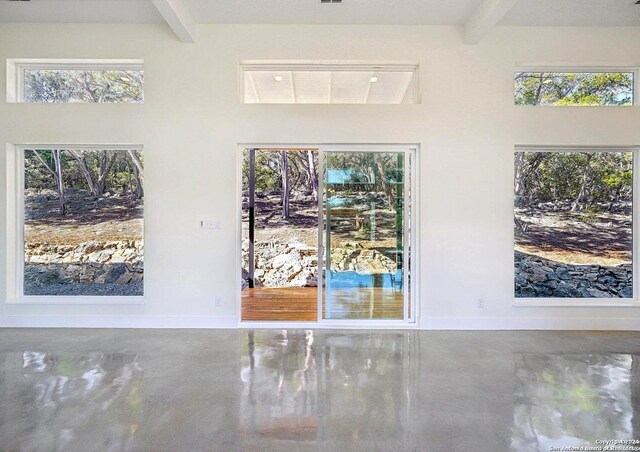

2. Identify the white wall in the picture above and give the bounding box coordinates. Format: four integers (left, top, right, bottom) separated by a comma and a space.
1, 23, 639, 329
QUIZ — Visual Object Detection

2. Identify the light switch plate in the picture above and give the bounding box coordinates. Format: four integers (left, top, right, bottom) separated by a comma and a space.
201, 220, 221, 229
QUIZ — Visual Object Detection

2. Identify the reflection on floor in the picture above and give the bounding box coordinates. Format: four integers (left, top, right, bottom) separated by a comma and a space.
512, 353, 639, 450
1, 329, 639, 451
241, 287, 404, 321
241, 330, 412, 448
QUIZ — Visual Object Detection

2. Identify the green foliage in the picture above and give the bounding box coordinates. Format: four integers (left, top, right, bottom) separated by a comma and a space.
24, 69, 143, 103
242, 150, 318, 195
575, 212, 599, 223
515, 72, 634, 106
25, 149, 143, 197
515, 151, 632, 208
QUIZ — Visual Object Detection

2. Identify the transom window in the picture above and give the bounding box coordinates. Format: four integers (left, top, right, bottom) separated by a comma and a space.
6, 59, 144, 103
514, 68, 636, 106
241, 62, 419, 104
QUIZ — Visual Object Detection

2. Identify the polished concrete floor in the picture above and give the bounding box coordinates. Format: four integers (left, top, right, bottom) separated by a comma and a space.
0, 329, 639, 451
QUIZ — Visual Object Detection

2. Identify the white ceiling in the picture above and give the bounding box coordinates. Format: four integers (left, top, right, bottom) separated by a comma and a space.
502, 0, 640, 26
0, 0, 165, 23
0, 0, 639, 26
185, 0, 481, 25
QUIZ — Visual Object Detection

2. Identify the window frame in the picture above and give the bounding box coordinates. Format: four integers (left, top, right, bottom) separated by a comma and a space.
239, 60, 421, 105
513, 145, 640, 308
513, 66, 640, 107
6, 59, 144, 103
7, 144, 145, 305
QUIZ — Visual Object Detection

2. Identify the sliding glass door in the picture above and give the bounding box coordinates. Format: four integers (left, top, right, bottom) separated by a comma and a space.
320, 147, 414, 322
239, 144, 415, 325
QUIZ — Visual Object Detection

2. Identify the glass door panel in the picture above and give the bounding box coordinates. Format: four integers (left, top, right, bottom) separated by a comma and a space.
322, 150, 407, 320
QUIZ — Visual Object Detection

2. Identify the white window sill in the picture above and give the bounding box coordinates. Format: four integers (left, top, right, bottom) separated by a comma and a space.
514, 299, 640, 308
8, 296, 145, 306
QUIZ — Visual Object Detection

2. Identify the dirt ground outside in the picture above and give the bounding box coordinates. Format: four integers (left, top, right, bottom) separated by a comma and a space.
514, 205, 632, 266
25, 189, 143, 245
242, 192, 401, 250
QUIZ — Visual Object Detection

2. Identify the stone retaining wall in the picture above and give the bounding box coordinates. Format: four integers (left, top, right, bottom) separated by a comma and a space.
515, 251, 632, 298
242, 240, 397, 288
24, 240, 143, 287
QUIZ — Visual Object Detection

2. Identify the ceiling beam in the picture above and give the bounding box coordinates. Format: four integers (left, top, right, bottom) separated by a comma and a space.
151, 0, 196, 43
463, 0, 517, 45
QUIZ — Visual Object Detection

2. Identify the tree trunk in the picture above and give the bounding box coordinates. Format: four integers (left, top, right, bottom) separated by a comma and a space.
95, 151, 116, 196
572, 153, 593, 212
32, 150, 66, 215
375, 155, 395, 209
132, 162, 144, 199
52, 150, 66, 215
306, 151, 318, 201
127, 150, 144, 199
67, 150, 97, 196
534, 72, 545, 105
514, 152, 525, 201
514, 152, 546, 207
127, 150, 144, 181
126, 159, 134, 196
280, 151, 290, 219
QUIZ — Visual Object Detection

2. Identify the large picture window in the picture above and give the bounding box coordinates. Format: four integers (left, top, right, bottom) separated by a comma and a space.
21, 147, 144, 297
514, 149, 634, 299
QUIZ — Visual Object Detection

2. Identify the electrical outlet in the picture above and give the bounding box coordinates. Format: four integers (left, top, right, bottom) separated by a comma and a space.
477, 299, 485, 309
214, 296, 223, 307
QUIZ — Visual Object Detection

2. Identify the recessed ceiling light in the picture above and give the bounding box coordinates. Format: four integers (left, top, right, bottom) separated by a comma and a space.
370, 76, 378, 83
274, 75, 283, 82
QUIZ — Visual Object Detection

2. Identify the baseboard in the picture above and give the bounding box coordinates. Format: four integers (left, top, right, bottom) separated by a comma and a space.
0, 315, 238, 329
420, 316, 640, 330
1, 315, 638, 330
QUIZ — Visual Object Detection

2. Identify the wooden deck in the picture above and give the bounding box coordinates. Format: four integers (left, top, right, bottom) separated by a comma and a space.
242, 288, 318, 321
241, 287, 405, 321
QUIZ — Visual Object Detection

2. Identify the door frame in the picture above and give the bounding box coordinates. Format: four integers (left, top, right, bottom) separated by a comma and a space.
236, 143, 420, 329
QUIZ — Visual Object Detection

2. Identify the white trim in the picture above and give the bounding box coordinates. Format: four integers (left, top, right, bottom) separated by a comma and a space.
514, 65, 639, 106
515, 145, 639, 153
2, 314, 639, 330
9, 297, 145, 306
0, 315, 237, 329
515, 65, 640, 74
514, 145, 640, 305
6, 59, 144, 103
8, 144, 145, 305
236, 143, 419, 328
317, 148, 325, 319
421, 316, 640, 330
238, 320, 419, 330
514, 300, 640, 308
240, 60, 418, 72
5, 144, 18, 301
